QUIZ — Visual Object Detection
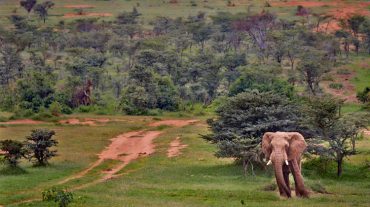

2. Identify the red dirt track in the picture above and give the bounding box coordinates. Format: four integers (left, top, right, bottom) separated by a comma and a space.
149, 119, 198, 127
167, 136, 188, 158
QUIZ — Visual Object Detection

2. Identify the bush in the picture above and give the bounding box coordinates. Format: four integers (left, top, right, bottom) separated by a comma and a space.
42, 187, 74, 207
357, 87, 369, 104
25, 129, 58, 166
337, 68, 351, 75
49, 101, 62, 116
0, 139, 25, 168
329, 83, 343, 89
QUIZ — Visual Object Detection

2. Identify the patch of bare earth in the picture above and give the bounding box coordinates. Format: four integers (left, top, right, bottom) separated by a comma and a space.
167, 136, 188, 158
322, 70, 358, 103
63, 5, 95, 9
59, 118, 110, 126
63, 13, 113, 18
59, 130, 161, 184
0, 119, 45, 125
149, 119, 198, 127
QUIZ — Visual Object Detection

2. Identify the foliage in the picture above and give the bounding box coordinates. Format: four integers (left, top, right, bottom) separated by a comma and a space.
203, 90, 303, 165
356, 87, 370, 105
34, 1, 54, 23
25, 129, 58, 166
16, 72, 55, 113
328, 83, 343, 90
229, 66, 294, 98
42, 187, 74, 207
305, 96, 367, 176
0, 139, 25, 168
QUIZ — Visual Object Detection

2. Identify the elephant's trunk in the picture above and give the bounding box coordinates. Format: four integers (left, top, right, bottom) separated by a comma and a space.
273, 160, 291, 198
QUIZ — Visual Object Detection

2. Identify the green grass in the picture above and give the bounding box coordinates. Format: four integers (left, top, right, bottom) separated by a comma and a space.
1, 0, 364, 27
350, 56, 370, 93
0, 114, 369, 207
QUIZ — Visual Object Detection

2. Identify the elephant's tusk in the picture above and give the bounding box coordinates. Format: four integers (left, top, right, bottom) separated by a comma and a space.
285, 160, 289, 165
266, 160, 272, 165
263, 158, 266, 162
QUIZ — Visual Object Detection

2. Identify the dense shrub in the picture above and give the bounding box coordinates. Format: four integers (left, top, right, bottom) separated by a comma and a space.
42, 187, 74, 207
0, 139, 25, 168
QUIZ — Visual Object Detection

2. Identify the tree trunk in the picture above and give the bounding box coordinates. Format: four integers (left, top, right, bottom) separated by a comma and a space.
337, 158, 343, 177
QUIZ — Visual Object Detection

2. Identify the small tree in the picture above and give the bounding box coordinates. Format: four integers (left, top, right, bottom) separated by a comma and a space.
25, 129, 57, 166
34, 1, 54, 23
297, 47, 328, 95
305, 96, 367, 177
0, 140, 25, 168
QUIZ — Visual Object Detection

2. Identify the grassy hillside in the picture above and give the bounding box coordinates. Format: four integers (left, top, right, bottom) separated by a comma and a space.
0, 114, 369, 206
0, 0, 368, 26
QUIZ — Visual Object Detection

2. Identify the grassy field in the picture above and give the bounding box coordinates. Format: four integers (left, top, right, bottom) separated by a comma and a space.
0, 114, 369, 207
0, 0, 363, 26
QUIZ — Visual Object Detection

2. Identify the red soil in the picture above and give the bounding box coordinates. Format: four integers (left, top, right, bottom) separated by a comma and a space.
0, 119, 45, 125
167, 137, 188, 158
100, 131, 161, 179
63, 13, 113, 18
63, 5, 95, 9
271, 1, 338, 7
59, 130, 161, 183
363, 130, 370, 137
322, 71, 358, 103
149, 119, 198, 127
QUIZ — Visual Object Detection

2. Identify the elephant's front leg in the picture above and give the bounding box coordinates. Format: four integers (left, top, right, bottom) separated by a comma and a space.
283, 164, 291, 195
289, 159, 309, 198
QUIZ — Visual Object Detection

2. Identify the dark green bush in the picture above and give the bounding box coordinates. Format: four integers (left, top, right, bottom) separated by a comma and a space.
42, 187, 74, 207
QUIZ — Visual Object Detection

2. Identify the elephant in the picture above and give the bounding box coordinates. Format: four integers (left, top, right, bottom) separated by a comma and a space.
262, 132, 309, 198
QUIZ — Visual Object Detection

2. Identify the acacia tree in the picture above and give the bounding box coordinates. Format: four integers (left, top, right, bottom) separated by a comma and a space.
234, 11, 276, 61
305, 96, 367, 177
297, 47, 328, 95
203, 90, 304, 175
34, 1, 54, 23
25, 129, 58, 166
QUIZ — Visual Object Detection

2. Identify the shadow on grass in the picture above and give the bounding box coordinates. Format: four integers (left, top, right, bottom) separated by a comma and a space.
0, 166, 27, 175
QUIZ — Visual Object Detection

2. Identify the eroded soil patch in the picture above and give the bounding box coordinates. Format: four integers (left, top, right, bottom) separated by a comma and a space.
59, 130, 161, 183
149, 119, 198, 127
59, 118, 110, 126
322, 69, 358, 103
167, 137, 188, 158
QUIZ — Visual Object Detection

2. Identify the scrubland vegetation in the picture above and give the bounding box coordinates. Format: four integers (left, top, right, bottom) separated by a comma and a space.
0, 0, 369, 206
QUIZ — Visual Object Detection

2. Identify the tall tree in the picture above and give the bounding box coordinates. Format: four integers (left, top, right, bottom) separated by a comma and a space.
234, 11, 276, 61
34, 1, 54, 23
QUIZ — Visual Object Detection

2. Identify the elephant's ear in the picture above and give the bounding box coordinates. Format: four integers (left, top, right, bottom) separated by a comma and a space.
287, 132, 307, 160
262, 132, 274, 159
